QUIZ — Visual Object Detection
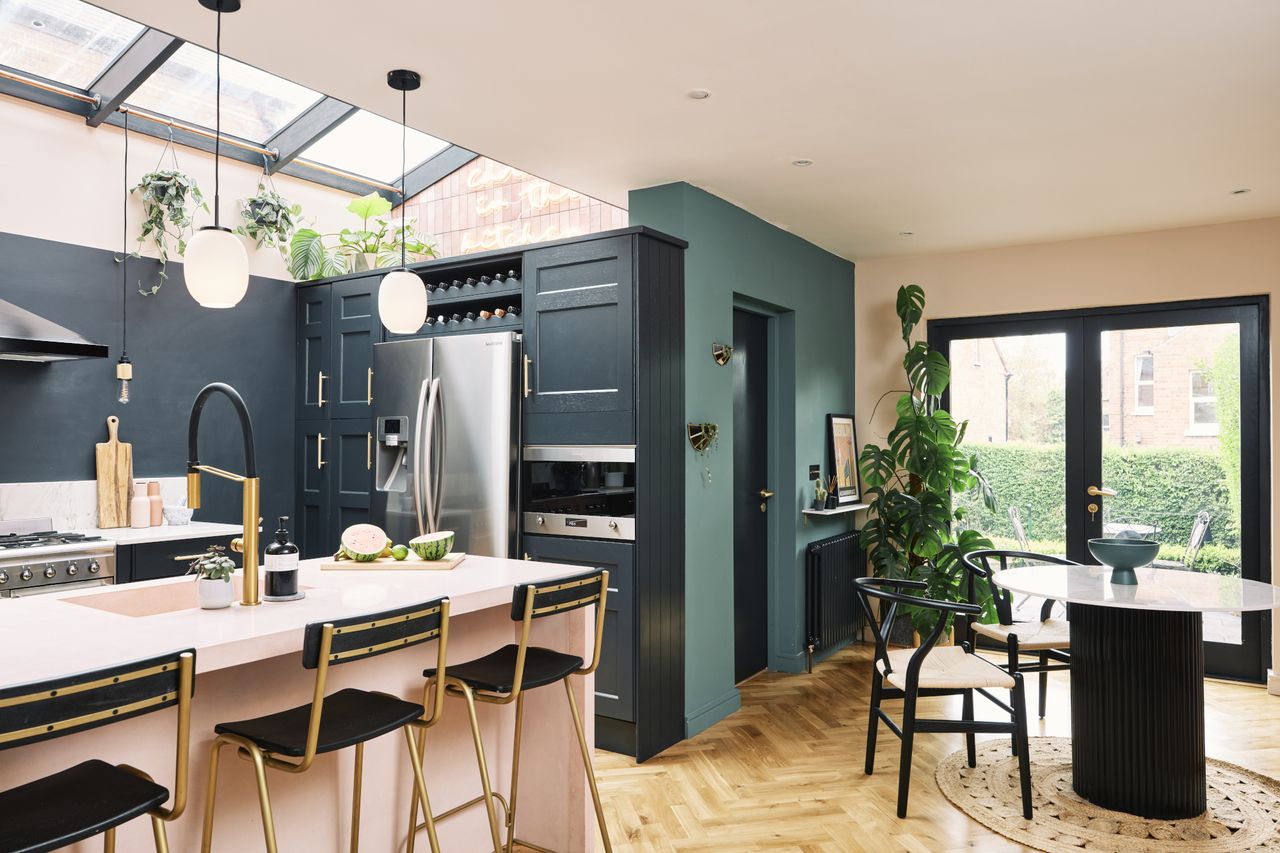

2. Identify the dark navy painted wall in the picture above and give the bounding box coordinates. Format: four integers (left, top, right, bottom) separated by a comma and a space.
0, 232, 295, 525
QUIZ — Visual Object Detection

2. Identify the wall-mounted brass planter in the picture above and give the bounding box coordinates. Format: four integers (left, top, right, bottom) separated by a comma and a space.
712, 343, 734, 365
687, 422, 719, 454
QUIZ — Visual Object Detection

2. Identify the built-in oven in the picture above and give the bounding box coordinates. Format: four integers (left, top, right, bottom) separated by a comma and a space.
522, 445, 635, 540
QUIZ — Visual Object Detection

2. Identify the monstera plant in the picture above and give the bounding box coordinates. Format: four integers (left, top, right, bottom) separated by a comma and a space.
858, 285, 997, 638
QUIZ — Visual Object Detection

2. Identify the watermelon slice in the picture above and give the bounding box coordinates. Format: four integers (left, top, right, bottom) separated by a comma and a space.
340, 524, 390, 562
410, 531, 455, 561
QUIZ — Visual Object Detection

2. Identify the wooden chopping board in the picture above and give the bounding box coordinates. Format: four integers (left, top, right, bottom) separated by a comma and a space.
95, 415, 133, 528
320, 552, 467, 572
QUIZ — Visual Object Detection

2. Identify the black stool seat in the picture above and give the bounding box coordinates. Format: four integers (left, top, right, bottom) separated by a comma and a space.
428, 644, 584, 694
0, 759, 168, 853
215, 688, 424, 757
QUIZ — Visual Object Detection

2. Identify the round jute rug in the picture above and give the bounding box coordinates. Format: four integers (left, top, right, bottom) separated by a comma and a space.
935, 737, 1280, 851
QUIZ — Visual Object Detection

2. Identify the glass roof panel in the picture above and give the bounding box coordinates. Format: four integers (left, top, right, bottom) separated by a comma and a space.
299, 109, 451, 183
127, 42, 322, 142
0, 0, 145, 89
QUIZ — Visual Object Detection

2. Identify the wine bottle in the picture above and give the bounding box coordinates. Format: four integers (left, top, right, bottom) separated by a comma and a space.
494, 308, 507, 319
479, 275, 492, 286
493, 272, 506, 283
506, 305, 520, 317
479, 310, 493, 320
464, 312, 476, 322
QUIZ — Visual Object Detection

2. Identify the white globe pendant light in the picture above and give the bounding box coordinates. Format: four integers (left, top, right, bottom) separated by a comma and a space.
187, 0, 249, 309
379, 69, 427, 334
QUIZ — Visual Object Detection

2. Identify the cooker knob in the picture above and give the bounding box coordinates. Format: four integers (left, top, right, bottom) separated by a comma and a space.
0, 572, 8, 585
67, 562, 79, 576
536, 515, 545, 526
44, 564, 57, 579
608, 520, 619, 531
20, 567, 33, 582
88, 560, 101, 574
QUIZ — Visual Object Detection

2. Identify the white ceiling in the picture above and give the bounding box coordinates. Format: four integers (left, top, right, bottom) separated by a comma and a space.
94, 0, 1280, 260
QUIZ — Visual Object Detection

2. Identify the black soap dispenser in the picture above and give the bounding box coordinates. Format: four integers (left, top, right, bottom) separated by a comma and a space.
263, 516, 302, 601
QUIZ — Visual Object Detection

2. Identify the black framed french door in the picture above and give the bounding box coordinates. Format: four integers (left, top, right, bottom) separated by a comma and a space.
930, 297, 1270, 683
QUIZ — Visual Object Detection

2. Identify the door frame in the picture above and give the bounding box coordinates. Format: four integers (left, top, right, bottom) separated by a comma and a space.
929, 295, 1271, 683
732, 295, 800, 673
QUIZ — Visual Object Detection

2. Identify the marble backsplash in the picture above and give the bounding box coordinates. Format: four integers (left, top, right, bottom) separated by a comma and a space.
0, 478, 188, 530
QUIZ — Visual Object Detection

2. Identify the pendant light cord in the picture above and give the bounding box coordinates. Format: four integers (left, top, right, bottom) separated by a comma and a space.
213, 6, 222, 226
121, 111, 129, 354
400, 85, 407, 268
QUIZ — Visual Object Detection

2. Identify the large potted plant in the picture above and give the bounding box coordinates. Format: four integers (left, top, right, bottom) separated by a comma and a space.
858, 285, 997, 641
288, 191, 437, 281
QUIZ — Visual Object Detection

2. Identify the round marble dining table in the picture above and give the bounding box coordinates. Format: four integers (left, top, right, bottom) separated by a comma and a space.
992, 564, 1280, 820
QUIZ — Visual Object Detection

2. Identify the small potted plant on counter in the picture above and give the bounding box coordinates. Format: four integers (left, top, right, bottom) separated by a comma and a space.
188, 545, 236, 610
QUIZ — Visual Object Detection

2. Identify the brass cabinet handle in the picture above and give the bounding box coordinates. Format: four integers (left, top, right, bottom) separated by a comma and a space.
523, 355, 532, 398
317, 433, 326, 469
171, 553, 206, 562
759, 489, 776, 499
366, 367, 373, 405
1087, 485, 1117, 497
366, 431, 372, 471
317, 371, 328, 407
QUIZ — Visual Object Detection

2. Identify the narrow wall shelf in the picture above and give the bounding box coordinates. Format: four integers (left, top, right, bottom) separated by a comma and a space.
802, 503, 869, 517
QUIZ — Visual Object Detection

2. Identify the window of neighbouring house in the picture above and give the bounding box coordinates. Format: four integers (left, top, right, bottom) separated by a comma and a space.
1134, 353, 1154, 414
1188, 369, 1219, 434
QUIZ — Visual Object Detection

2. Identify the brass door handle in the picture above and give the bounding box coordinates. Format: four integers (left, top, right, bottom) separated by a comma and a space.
523, 355, 532, 398
759, 489, 776, 499
366, 367, 373, 405
317, 433, 326, 470
317, 371, 327, 407
1087, 485, 1117, 497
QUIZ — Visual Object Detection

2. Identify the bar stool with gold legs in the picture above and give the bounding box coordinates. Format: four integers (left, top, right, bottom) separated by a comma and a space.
0, 649, 195, 853
201, 598, 450, 853
406, 569, 612, 853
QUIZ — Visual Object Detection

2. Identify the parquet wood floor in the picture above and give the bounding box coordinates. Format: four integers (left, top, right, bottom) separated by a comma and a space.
578, 643, 1280, 853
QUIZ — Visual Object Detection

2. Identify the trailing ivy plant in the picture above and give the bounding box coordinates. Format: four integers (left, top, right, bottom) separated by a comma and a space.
288, 191, 437, 281
237, 182, 301, 257
131, 169, 206, 295
858, 284, 998, 637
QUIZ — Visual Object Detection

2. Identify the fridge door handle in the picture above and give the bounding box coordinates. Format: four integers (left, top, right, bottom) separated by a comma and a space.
421, 377, 441, 534
411, 378, 430, 538
432, 380, 446, 530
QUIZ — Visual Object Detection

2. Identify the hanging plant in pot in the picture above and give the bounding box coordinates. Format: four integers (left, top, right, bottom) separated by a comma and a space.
187, 546, 236, 610
288, 191, 437, 281
236, 181, 302, 258
858, 285, 998, 646
131, 169, 206, 295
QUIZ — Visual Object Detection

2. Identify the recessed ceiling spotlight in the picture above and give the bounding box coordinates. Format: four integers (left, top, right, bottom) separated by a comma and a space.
30, 18, 45, 27
687, 89, 711, 100
898, 231, 915, 236
1230, 188, 1251, 195
792, 159, 813, 167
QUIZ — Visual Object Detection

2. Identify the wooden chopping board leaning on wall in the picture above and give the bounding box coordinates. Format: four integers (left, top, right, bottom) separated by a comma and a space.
96, 415, 133, 528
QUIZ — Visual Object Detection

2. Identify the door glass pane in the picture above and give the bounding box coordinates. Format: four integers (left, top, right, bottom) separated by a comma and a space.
950, 333, 1069, 559
1098, 323, 1242, 644
0, 0, 144, 88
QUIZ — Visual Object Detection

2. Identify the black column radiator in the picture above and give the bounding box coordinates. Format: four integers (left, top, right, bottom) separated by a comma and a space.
804, 529, 865, 672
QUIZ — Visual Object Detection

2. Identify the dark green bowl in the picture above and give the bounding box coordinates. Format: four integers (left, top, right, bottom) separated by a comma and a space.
1088, 537, 1160, 571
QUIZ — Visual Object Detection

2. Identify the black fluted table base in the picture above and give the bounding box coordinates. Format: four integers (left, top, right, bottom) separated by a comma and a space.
1068, 603, 1206, 819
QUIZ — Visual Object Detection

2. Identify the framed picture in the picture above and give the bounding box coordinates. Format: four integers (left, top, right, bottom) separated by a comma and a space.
826, 414, 860, 504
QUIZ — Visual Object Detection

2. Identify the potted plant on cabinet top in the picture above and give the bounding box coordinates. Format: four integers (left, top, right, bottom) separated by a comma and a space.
188, 546, 236, 610
288, 191, 437, 281
858, 285, 997, 644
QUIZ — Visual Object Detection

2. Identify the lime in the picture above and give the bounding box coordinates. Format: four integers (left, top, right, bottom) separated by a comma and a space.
390, 544, 410, 561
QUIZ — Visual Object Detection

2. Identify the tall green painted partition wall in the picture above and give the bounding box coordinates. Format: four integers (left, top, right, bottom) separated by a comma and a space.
628, 183, 856, 736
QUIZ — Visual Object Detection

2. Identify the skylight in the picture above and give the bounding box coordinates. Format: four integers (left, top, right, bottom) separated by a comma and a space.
298, 109, 451, 183
127, 42, 322, 143
0, 0, 144, 89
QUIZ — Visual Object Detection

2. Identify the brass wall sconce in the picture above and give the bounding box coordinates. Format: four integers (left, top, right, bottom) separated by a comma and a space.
687, 422, 719, 454
712, 343, 734, 365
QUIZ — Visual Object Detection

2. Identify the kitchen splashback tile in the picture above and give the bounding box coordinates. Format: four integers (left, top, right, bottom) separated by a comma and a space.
0, 478, 186, 529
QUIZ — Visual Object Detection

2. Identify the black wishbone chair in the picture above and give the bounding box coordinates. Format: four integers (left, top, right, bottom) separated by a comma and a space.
961, 550, 1076, 719
0, 649, 195, 853
407, 569, 611, 853
854, 577, 1032, 819
200, 597, 450, 853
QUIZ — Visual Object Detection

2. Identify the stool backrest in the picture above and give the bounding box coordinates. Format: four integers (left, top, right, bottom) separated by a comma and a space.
0, 649, 195, 821
303, 597, 449, 669
505, 569, 609, 698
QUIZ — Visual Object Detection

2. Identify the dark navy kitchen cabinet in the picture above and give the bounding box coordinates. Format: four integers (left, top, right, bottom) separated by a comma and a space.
121, 535, 233, 583
329, 278, 381, 420
330, 418, 375, 535
522, 236, 635, 445
295, 284, 332, 420
294, 423, 332, 559
523, 534, 636, 724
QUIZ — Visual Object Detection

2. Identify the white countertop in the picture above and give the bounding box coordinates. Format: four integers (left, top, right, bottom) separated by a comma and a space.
0, 555, 580, 689
993, 564, 1280, 612
71, 521, 243, 545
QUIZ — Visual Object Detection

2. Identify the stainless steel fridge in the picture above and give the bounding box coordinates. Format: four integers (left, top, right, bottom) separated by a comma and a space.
371, 333, 521, 558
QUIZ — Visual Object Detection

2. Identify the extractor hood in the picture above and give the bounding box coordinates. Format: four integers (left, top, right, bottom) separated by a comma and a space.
0, 298, 109, 362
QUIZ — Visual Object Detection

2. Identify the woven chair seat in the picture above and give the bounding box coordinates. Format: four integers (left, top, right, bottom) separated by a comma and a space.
971, 618, 1071, 651
876, 646, 1015, 691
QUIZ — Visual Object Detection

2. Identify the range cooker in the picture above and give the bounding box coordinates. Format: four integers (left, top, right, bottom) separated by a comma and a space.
0, 518, 116, 597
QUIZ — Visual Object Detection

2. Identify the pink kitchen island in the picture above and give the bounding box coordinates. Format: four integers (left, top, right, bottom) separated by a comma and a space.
0, 555, 599, 852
